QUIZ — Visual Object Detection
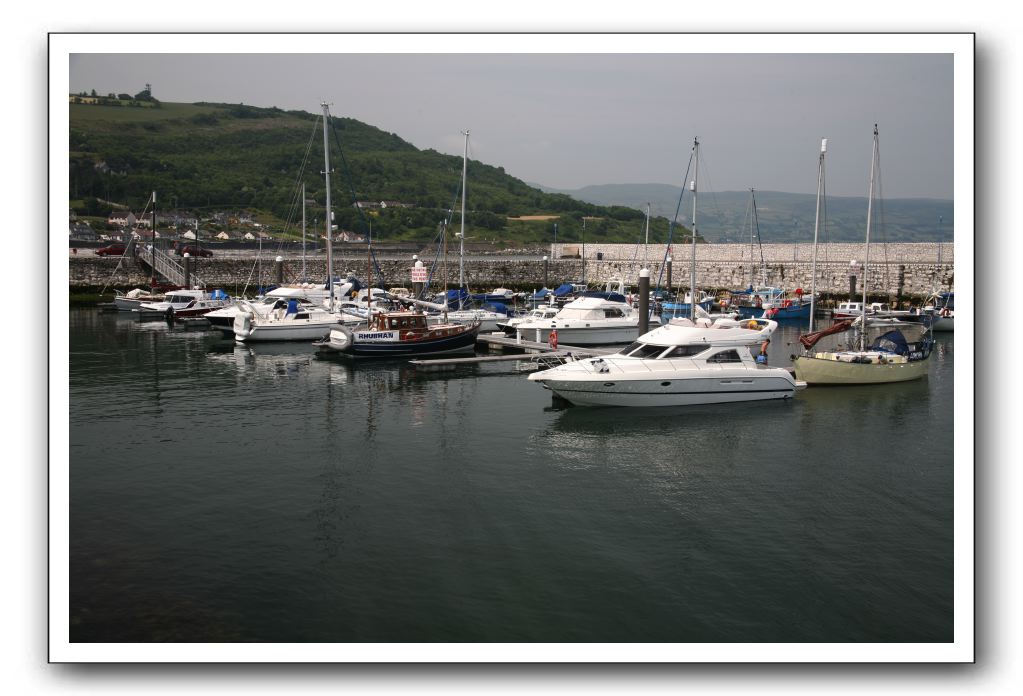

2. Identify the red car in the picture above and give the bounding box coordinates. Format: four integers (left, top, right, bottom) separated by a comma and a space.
95, 243, 127, 257
177, 245, 213, 258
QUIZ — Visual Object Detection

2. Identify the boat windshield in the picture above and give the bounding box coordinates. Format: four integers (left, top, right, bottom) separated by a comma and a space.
617, 342, 665, 358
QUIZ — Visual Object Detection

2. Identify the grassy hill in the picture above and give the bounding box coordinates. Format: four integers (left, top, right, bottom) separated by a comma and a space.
537, 184, 955, 243
69, 102, 694, 246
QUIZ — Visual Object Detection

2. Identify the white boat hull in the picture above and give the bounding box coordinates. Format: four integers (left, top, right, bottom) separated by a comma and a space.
515, 324, 639, 346
233, 311, 341, 342
236, 323, 339, 342
538, 374, 800, 407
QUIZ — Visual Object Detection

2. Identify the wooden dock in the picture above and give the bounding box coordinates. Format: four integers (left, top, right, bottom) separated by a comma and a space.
409, 333, 615, 371
475, 333, 615, 355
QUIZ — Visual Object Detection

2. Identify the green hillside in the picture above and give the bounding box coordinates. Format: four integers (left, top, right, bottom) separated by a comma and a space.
69, 101, 693, 246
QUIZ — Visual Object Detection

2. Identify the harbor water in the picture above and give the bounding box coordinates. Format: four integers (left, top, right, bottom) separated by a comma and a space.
68, 308, 954, 643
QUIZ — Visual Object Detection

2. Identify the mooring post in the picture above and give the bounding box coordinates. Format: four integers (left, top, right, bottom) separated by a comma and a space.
182, 253, 191, 288
542, 255, 549, 289
666, 256, 672, 290
275, 256, 284, 286
638, 268, 650, 335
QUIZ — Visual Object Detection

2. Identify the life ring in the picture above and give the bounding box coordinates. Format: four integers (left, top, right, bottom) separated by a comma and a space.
783, 299, 793, 308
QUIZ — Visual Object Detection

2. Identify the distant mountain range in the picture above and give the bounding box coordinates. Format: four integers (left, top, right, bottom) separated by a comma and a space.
533, 183, 954, 243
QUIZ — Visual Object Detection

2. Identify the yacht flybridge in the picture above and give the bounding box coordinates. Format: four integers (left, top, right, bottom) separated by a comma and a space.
528, 317, 805, 407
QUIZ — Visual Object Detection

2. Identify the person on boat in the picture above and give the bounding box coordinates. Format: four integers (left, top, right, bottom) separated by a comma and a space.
548, 327, 558, 350
757, 338, 770, 365
754, 295, 763, 309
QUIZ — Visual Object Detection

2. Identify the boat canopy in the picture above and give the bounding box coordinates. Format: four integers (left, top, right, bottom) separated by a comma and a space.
553, 283, 575, 297
579, 290, 627, 303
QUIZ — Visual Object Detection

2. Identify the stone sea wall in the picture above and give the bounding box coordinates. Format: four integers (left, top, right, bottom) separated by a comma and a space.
69, 242, 955, 298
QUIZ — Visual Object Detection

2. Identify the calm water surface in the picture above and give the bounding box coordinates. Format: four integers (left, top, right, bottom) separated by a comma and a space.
69, 309, 954, 642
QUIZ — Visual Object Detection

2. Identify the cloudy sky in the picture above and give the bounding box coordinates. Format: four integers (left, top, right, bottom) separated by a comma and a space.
68, 47, 954, 200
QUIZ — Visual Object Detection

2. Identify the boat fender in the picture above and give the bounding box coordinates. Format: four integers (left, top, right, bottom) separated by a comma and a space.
332, 325, 354, 351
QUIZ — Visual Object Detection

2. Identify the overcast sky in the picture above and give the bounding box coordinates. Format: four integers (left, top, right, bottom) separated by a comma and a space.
69, 52, 953, 199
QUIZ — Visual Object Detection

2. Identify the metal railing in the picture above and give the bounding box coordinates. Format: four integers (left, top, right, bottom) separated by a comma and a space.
137, 245, 187, 286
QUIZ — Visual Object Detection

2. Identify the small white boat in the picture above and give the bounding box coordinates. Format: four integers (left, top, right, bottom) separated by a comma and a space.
233, 299, 344, 342
137, 289, 232, 317
496, 306, 560, 336
923, 291, 954, 332
529, 317, 803, 407
409, 296, 509, 333
113, 287, 172, 311
207, 286, 330, 335
441, 307, 509, 333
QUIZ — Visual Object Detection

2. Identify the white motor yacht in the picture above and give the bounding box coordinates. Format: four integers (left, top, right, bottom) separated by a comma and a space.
512, 295, 639, 346
206, 286, 331, 335
529, 317, 804, 407
233, 299, 344, 342
137, 288, 231, 317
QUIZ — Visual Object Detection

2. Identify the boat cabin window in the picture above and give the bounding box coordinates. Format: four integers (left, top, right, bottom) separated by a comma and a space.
706, 349, 742, 363
633, 344, 668, 358
660, 345, 709, 358
603, 308, 625, 318
294, 312, 309, 320
616, 342, 665, 358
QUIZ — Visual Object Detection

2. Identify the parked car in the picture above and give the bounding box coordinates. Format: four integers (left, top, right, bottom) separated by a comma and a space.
177, 245, 213, 258
95, 243, 127, 257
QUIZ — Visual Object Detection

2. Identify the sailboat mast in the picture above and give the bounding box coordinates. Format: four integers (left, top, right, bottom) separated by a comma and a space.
459, 129, 468, 294
753, 189, 766, 287
301, 181, 307, 281
151, 191, 156, 283
808, 138, 827, 333
860, 124, 879, 351
321, 103, 334, 313
690, 137, 699, 321
749, 188, 754, 288
442, 221, 449, 323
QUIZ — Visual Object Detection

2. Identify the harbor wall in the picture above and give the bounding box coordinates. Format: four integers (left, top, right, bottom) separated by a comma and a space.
69, 242, 955, 298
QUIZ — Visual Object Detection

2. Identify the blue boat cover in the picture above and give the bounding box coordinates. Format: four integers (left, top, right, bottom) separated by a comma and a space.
579, 291, 627, 303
